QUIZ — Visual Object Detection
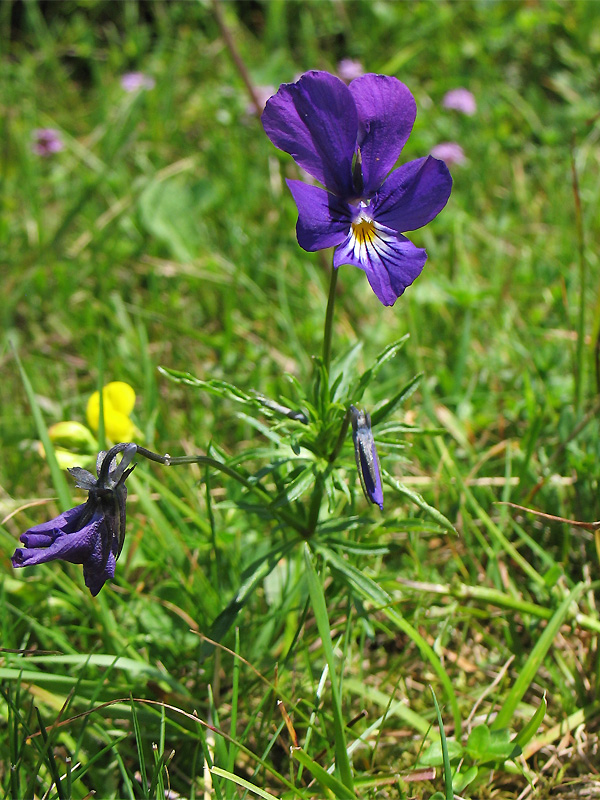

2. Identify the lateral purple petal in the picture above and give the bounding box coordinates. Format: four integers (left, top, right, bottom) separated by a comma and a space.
334, 232, 427, 307
374, 156, 452, 233
84, 551, 116, 597
12, 514, 103, 568
349, 74, 417, 194
262, 71, 357, 198
287, 180, 351, 251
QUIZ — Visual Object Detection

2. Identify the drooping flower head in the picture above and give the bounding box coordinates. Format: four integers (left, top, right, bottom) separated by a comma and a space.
262, 71, 452, 306
11, 444, 137, 596
32, 128, 64, 157
442, 88, 476, 116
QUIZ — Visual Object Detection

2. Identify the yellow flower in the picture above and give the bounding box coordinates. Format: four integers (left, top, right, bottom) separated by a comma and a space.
39, 421, 98, 470
86, 381, 138, 443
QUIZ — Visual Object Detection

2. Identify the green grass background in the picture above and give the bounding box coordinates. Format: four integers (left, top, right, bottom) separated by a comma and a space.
2, 1, 600, 798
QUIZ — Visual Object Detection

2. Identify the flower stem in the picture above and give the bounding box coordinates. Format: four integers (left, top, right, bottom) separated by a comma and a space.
133, 445, 306, 536
322, 259, 338, 376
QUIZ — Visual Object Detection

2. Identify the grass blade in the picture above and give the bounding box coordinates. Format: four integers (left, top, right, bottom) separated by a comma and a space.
303, 543, 354, 793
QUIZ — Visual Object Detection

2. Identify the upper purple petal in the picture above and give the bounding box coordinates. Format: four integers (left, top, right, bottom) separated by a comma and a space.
349, 74, 417, 194
373, 156, 452, 233
286, 180, 352, 251
334, 230, 427, 307
22, 504, 88, 539
262, 71, 357, 198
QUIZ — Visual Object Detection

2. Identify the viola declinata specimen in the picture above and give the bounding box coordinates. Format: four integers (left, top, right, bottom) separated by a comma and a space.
262, 70, 452, 306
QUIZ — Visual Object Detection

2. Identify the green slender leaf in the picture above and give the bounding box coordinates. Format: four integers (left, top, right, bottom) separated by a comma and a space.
201, 540, 297, 659
303, 543, 354, 793
370, 373, 422, 427
12, 345, 72, 509
493, 584, 584, 730
35, 707, 66, 800
210, 766, 280, 800
291, 748, 358, 800
350, 334, 410, 402
271, 465, 315, 507
514, 692, 547, 749
318, 546, 390, 607
430, 687, 454, 800
384, 473, 457, 534
131, 695, 149, 799
344, 678, 430, 735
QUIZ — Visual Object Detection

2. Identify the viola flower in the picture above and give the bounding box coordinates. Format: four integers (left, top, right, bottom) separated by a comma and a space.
32, 128, 64, 157
86, 381, 139, 443
350, 405, 383, 510
262, 71, 452, 306
120, 72, 155, 92
442, 88, 476, 116
430, 142, 466, 167
11, 444, 137, 596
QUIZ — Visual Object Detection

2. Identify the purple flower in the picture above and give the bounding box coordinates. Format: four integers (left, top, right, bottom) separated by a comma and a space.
337, 58, 364, 83
350, 406, 383, 510
430, 142, 466, 167
442, 88, 476, 116
11, 444, 137, 596
262, 71, 452, 306
32, 128, 64, 157
121, 72, 155, 92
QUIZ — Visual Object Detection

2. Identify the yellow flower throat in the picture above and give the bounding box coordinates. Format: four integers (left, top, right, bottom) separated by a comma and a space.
351, 217, 377, 246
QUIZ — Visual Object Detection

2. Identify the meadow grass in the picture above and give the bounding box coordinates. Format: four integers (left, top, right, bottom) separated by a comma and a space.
2, 1, 600, 798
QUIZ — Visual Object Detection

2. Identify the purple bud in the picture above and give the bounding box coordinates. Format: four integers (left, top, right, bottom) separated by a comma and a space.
350, 406, 383, 511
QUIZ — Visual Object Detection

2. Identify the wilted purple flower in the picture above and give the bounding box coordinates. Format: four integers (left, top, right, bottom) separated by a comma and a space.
430, 142, 466, 167
442, 88, 476, 116
262, 71, 452, 306
121, 72, 155, 92
32, 128, 64, 157
350, 406, 383, 510
337, 58, 364, 83
11, 444, 136, 596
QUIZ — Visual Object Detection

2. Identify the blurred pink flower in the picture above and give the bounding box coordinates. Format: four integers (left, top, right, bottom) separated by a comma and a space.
431, 142, 466, 166
337, 58, 364, 83
32, 128, 64, 156
121, 72, 155, 92
442, 88, 476, 116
